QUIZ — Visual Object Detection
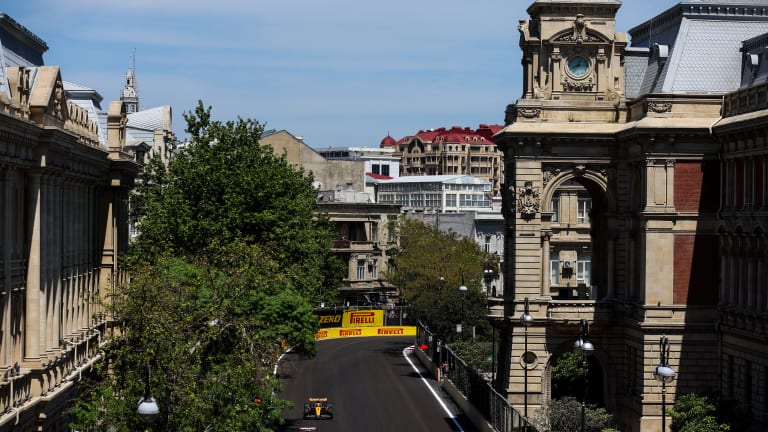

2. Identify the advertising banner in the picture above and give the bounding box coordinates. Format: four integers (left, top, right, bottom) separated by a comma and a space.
316, 310, 344, 328
342, 310, 384, 327
314, 326, 416, 340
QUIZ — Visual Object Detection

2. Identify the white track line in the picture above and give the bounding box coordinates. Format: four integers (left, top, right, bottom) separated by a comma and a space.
402, 346, 465, 432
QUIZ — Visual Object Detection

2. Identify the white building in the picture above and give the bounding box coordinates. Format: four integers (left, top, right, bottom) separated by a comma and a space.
375, 174, 491, 213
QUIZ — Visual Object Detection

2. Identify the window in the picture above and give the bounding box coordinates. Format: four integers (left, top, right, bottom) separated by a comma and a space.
425, 193, 441, 208
446, 194, 457, 207
381, 165, 390, 176
410, 193, 424, 207
745, 158, 754, 209
551, 195, 560, 222
577, 196, 592, 223
370, 259, 378, 279
372, 164, 380, 175
577, 251, 591, 285
484, 235, 492, 253
550, 258, 560, 284
371, 222, 378, 243
460, 194, 490, 208
357, 259, 366, 280
387, 219, 397, 243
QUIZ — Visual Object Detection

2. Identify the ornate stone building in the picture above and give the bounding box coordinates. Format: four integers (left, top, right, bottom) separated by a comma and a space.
381, 125, 505, 197
493, 1, 768, 431
0, 14, 141, 431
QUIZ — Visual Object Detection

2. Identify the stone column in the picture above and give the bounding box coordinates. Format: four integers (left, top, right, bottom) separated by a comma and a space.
24, 173, 42, 362
542, 232, 551, 297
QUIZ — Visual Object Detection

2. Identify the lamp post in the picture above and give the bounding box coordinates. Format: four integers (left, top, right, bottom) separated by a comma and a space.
137, 364, 159, 430
457, 277, 468, 337
653, 336, 676, 432
573, 319, 594, 432
484, 268, 494, 296
520, 297, 534, 426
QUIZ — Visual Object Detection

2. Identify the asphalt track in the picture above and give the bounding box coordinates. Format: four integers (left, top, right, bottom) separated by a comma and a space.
278, 336, 478, 432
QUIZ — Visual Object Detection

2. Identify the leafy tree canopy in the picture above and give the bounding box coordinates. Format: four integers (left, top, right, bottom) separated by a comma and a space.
384, 218, 497, 341
532, 396, 613, 432
129, 101, 339, 300
669, 393, 733, 432
70, 102, 340, 431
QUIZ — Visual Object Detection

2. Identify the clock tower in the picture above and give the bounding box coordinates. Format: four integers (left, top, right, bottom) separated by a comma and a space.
510, 0, 627, 123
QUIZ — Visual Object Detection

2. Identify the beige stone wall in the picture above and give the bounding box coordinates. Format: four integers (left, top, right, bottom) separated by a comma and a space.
0, 68, 137, 430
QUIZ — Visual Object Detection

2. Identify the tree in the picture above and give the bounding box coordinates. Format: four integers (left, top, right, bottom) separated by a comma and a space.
384, 218, 496, 342
69, 102, 341, 431
532, 396, 613, 432
551, 351, 587, 398
669, 393, 732, 432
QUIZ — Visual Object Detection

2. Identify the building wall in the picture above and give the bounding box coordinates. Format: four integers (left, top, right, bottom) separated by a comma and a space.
493, 2, 737, 431
0, 66, 137, 431
714, 82, 768, 430
261, 131, 367, 192
321, 201, 401, 305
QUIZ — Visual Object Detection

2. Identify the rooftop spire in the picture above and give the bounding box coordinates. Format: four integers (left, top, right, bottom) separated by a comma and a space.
120, 49, 139, 113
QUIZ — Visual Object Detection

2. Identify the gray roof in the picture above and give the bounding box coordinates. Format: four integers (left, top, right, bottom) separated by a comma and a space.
378, 174, 490, 185
126, 106, 169, 145
64, 81, 109, 147
625, 1, 768, 98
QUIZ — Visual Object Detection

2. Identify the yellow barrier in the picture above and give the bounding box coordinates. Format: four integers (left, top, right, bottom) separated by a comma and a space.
315, 326, 416, 340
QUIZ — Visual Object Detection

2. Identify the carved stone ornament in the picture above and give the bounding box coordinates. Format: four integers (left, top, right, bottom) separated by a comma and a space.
542, 167, 562, 186
562, 78, 595, 91
517, 181, 541, 220
574, 164, 587, 176
518, 107, 541, 118
647, 101, 672, 113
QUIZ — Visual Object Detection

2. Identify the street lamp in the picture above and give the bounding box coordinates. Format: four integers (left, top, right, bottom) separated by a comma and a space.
520, 298, 534, 425
574, 319, 594, 432
137, 364, 159, 429
483, 268, 494, 296
654, 336, 676, 432
457, 277, 468, 336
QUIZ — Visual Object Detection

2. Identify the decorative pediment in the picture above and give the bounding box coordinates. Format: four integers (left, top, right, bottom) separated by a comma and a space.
554, 30, 609, 44
28, 66, 69, 127
552, 16, 610, 45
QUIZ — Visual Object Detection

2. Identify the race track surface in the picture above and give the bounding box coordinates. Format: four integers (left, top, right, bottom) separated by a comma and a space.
278, 336, 477, 432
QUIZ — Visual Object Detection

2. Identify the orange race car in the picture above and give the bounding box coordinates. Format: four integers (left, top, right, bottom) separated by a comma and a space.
303, 397, 333, 420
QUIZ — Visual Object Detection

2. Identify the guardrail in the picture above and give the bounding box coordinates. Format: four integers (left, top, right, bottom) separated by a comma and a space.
416, 322, 538, 432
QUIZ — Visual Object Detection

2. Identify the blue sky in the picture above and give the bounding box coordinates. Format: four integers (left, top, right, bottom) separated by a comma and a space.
4, 0, 679, 147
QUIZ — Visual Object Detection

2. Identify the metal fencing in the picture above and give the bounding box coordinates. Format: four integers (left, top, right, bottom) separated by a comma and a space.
416, 323, 539, 432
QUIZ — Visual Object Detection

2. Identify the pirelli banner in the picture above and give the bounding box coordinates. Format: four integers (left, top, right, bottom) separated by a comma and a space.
342, 310, 384, 327
315, 326, 417, 340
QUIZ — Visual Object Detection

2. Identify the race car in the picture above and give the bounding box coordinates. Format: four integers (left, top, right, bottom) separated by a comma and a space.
303, 397, 333, 420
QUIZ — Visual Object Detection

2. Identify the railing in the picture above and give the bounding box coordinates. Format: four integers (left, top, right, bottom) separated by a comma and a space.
416, 323, 538, 432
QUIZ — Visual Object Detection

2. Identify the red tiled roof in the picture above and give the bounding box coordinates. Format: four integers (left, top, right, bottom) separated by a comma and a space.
367, 172, 393, 180
380, 134, 397, 147
391, 124, 503, 146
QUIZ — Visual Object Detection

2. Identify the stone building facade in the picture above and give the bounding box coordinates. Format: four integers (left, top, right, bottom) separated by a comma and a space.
0, 14, 145, 431
493, 1, 768, 431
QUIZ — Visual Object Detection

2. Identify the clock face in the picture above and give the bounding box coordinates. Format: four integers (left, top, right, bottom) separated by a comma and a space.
567, 56, 590, 78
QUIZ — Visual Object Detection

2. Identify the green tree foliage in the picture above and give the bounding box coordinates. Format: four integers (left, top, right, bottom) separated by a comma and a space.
384, 218, 497, 342
532, 396, 613, 432
669, 393, 732, 432
69, 102, 340, 431
551, 351, 587, 398
129, 101, 340, 300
